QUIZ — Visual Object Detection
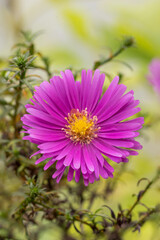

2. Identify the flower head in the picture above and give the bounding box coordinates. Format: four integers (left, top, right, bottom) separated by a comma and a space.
147, 58, 160, 94
21, 69, 143, 186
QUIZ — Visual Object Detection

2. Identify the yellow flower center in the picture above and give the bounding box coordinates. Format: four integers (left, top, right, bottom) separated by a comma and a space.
71, 115, 93, 136
63, 108, 99, 144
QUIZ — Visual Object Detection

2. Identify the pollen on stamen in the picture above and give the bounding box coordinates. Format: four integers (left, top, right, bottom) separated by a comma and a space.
62, 108, 100, 144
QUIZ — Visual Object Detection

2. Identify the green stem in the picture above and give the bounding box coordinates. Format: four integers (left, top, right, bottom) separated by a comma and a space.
127, 170, 160, 216
134, 208, 157, 227
13, 70, 25, 138
93, 37, 134, 70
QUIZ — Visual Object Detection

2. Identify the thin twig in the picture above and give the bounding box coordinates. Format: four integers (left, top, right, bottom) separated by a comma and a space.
93, 37, 135, 70
127, 170, 160, 216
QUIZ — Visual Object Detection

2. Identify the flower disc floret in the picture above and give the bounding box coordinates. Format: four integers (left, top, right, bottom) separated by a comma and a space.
63, 108, 99, 144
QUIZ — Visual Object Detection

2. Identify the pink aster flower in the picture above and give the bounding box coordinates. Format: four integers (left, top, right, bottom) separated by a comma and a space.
21, 69, 143, 186
148, 58, 160, 94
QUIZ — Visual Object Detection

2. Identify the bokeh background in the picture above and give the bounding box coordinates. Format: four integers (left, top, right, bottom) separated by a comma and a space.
0, 0, 160, 239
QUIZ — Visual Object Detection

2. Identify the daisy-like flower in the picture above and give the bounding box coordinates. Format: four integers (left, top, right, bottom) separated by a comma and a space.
21, 69, 143, 186
148, 58, 160, 94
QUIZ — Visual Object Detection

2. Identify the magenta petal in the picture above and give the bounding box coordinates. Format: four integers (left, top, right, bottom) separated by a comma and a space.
73, 144, 81, 170
132, 141, 143, 150
64, 154, 73, 166
67, 167, 74, 181
98, 138, 134, 148
93, 76, 119, 116
81, 70, 92, 110
98, 131, 139, 139
52, 166, 65, 179
126, 150, 139, 156
56, 170, 66, 183
87, 145, 99, 178
89, 173, 97, 183
44, 158, 57, 170
26, 108, 63, 126
94, 148, 104, 167
105, 154, 122, 163
83, 145, 94, 172
56, 143, 74, 160
92, 140, 123, 157
30, 151, 41, 158
103, 107, 141, 125
98, 92, 133, 122
84, 179, 89, 186
147, 58, 160, 93
39, 140, 69, 154
56, 159, 65, 169
104, 160, 114, 173
99, 165, 109, 179
81, 156, 87, 174
35, 155, 47, 165
75, 169, 81, 182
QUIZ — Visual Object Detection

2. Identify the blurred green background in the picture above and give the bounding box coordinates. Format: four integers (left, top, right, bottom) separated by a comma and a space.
0, 0, 160, 239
